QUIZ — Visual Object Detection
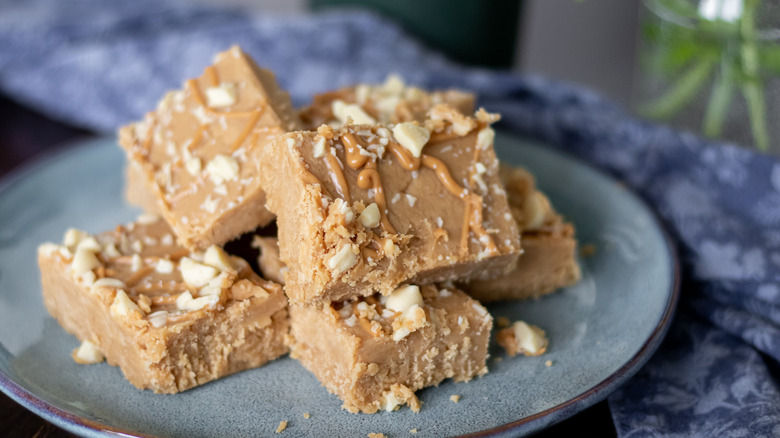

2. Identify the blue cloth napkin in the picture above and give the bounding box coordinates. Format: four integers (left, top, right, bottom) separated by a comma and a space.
1, 1, 779, 436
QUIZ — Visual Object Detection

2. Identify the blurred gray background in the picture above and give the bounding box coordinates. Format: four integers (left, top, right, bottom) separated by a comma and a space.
207, 0, 643, 108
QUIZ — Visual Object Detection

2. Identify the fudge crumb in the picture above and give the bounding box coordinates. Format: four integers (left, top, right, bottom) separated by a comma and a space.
496, 316, 511, 328
580, 243, 597, 257
303, 413, 310, 419
367, 434, 387, 438
410, 428, 418, 434
545, 360, 554, 367
450, 395, 461, 403
275, 420, 288, 433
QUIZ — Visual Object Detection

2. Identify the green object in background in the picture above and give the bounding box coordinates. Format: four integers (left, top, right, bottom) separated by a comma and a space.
310, 0, 522, 69
638, 0, 780, 152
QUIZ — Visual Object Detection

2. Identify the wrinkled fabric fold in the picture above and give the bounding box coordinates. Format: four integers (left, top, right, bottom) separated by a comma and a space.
1, 1, 779, 436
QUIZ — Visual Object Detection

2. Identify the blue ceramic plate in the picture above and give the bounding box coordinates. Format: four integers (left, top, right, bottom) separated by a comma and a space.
0, 134, 679, 437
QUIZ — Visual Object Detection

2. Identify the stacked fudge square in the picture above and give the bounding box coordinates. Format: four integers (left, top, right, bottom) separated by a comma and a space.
38, 46, 580, 409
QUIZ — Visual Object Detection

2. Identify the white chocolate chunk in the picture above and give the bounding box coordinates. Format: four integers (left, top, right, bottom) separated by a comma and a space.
203, 245, 235, 272
392, 123, 430, 158
205, 83, 237, 108
476, 127, 495, 150
73, 340, 104, 364
110, 290, 142, 318
180, 257, 219, 287
205, 154, 239, 185
386, 285, 423, 314
327, 244, 358, 274
103, 243, 122, 258
332, 100, 376, 125
130, 253, 143, 272
513, 321, 548, 355
359, 203, 381, 228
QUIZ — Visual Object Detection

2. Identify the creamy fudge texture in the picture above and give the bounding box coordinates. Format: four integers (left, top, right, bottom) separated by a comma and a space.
260, 106, 521, 306
289, 284, 492, 413
38, 216, 289, 393
119, 45, 301, 250
299, 74, 475, 129
464, 165, 580, 301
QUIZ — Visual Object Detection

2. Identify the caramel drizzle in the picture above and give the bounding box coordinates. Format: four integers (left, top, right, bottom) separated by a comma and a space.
386, 135, 498, 257
303, 124, 497, 258
323, 144, 351, 201
342, 133, 395, 234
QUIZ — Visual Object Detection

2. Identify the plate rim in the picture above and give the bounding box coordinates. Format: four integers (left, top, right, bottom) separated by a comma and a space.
0, 135, 681, 438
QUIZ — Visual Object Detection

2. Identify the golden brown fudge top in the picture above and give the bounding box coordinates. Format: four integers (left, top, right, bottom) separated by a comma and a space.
299, 74, 475, 129
118, 46, 299, 249
267, 105, 520, 303
38, 214, 284, 329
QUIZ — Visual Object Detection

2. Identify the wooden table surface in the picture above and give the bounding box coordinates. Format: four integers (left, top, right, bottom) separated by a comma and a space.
0, 95, 617, 438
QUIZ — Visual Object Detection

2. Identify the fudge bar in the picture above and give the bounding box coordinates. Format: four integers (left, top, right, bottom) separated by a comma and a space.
289, 283, 492, 413
119, 45, 301, 250
464, 165, 580, 301
38, 215, 289, 393
259, 105, 521, 305
298, 74, 475, 129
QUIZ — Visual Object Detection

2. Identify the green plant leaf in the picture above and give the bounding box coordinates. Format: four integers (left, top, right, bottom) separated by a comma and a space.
639, 59, 715, 120
703, 61, 735, 137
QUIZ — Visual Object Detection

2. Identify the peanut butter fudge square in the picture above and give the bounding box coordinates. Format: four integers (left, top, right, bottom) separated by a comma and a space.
299, 74, 475, 129
37, 214, 289, 393
289, 283, 492, 413
260, 105, 521, 305
119, 45, 301, 250
464, 165, 580, 301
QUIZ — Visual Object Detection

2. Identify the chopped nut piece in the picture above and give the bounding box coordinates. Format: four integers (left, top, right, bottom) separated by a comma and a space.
72, 247, 101, 277
302, 413, 310, 419
358, 203, 381, 229
410, 428, 418, 434
496, 316, 511, 328
497, 320, 549, 357
327, 244, 358, 274
385, 285, 423, 314
72, 340, 105, 364
110, 290, 142, 318
545, 360, 553, 367
203, 245, 236, 272
332, 100, 376, 125
313, 136, 327, 158
392, 122, 430, 157
450, 394, 461, 403
275, 420, 288, 433
367, 434, 387, 438
180, 257, 219, 287
522, 191, 552, 230
476, 127, 495, 150
205, 82, 237, 108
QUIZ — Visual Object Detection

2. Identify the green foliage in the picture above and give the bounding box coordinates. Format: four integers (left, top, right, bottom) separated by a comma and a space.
641, 0, 775, 150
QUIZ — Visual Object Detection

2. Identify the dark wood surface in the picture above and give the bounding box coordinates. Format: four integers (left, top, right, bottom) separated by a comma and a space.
0, 95, 617, 438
